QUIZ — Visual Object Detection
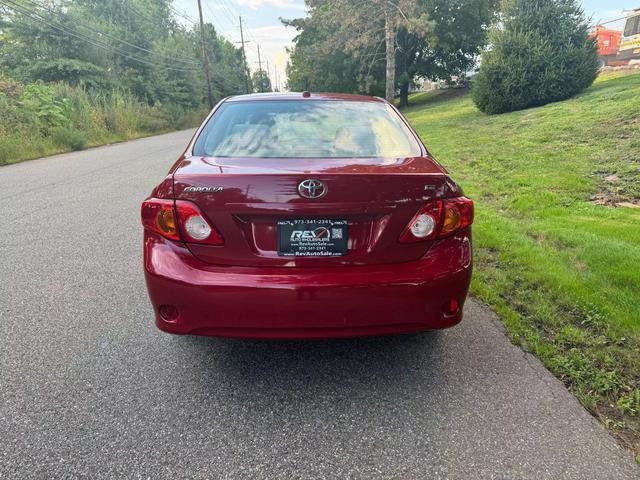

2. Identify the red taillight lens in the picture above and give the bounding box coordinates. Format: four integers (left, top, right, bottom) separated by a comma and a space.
175, 200, 224, 245
141, 199, 180, 241
141, 199, 224, 245
399, 197, 473, 243
399, 202, 443, 243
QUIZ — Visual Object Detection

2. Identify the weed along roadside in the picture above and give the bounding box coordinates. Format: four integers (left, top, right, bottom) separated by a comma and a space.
401, 71, 640, 459
0, 79, 207, 166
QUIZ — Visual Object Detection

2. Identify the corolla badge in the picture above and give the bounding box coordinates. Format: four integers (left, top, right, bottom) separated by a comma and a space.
183, 186, 224, 193
297, 179, 327, 199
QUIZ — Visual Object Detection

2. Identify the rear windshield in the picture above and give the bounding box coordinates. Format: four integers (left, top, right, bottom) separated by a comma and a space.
192, 100, 422, 158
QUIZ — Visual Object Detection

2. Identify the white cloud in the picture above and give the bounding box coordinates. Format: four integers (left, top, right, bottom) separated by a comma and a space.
252, 24, 297, 40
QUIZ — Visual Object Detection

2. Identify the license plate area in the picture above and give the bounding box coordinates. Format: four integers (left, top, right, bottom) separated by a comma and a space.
277, 219, 348, 257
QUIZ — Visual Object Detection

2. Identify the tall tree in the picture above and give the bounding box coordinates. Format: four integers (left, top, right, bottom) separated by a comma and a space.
290, 0, 423, 101
285, 0, 498, 106
284, 15, 375, 94
252, 69, 272, 93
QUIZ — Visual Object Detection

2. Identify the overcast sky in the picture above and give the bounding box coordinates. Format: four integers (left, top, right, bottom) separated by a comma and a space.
172, 0, 640, 89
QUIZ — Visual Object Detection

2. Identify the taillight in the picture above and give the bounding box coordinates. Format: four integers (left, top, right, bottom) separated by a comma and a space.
439, 197, 474, 237
141, 199, 224, 245
141, 199, 180, 241
174, 200, 224, 245
400, 197, 473, 243
399, 202, 442, 243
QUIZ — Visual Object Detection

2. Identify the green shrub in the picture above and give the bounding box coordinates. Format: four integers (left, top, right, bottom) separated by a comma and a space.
137, 105, 170, 133
102, 89, 142, 137
20, 83, 70, 130
0, 73, 204, 165
473, 0, 599, 114
50, 126, 88, 151
166, 104, 209, 130
52, 82, 98, 133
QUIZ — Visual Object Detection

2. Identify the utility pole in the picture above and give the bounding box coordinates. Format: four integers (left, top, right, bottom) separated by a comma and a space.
265, 59, 270, 91
256, 45, 264, 93
238, 16, 250, 94
197, 0, 214, 109
274, 68, 279, 92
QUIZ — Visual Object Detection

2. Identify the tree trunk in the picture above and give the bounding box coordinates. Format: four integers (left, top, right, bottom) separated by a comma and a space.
384, 11, 395, 103
399, 83, 409, 108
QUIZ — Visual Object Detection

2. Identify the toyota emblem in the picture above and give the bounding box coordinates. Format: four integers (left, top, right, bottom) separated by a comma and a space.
297, 179, 327, 199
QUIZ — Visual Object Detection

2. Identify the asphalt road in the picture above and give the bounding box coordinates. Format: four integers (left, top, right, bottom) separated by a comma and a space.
1, 130, 638, 479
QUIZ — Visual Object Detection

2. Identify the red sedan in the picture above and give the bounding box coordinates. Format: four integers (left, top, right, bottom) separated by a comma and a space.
142, 92, 473, 339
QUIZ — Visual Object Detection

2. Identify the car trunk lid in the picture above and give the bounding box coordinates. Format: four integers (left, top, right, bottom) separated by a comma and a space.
172, 155, 454, 267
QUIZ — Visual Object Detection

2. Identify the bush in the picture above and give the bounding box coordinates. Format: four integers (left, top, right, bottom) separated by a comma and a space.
473, 0, 599, 114
20, 83, 69, 130
102, 89, 142, 137
168, 104, 209, 130
50, 126, 88, 151
136, 105, 170, 133
52, 82, 100, 134
0, 73, 205, 165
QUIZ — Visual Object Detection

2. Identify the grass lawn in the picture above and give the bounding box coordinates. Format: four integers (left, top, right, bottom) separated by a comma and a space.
402, 72, 640, 457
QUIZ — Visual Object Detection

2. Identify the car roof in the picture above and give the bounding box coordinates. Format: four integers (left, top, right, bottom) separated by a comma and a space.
224, 92, 387, 103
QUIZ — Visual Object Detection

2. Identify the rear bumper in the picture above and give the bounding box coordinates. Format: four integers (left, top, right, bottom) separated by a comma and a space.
143, 230, 472, 339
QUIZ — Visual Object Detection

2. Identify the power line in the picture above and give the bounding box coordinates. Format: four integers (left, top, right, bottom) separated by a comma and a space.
592, 15, 632, 27
209, 0, 240, 29
203, 1, 227, 27
201, 1, 227, 34
210, 0, 259, 43
198, 0, 262, 79
0, 0, 201, 72
19, 0, 201, 67
195, 1, 282, 89
123, 1, 158, 25
171, 2, 237, 50
168, 2, 199, 24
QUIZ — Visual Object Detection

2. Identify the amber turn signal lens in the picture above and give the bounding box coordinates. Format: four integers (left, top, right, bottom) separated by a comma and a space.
441, 206, 462, 235
141, 199, 181, 241
156, 208, 177, 237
